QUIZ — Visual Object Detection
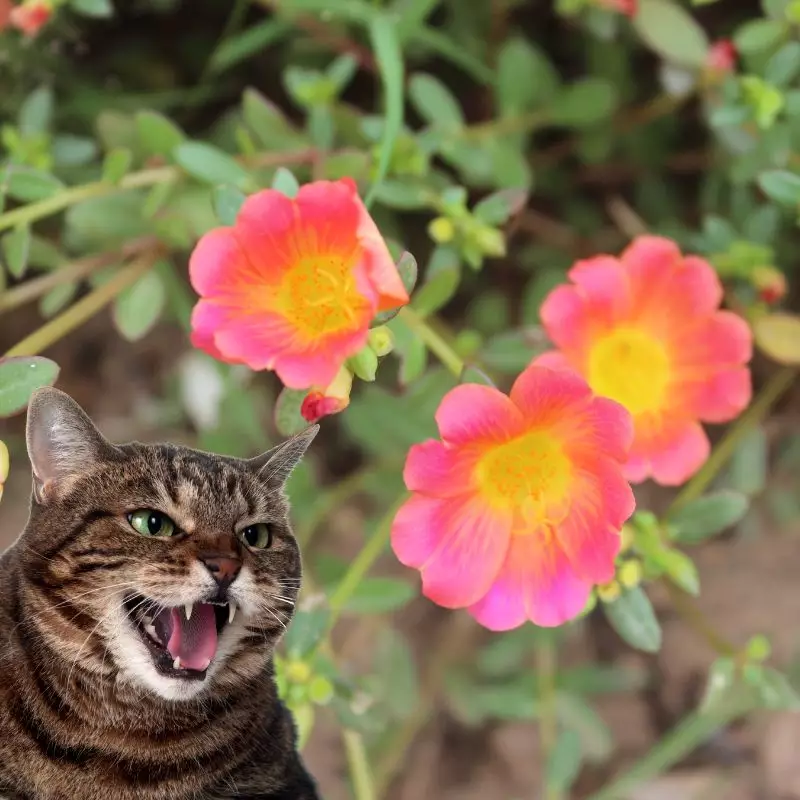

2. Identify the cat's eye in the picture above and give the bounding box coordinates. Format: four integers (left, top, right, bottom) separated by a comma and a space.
241, 523, 272, 550
128, 510, 176, 538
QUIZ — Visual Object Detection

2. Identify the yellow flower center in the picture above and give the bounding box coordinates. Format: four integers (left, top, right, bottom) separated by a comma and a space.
587, 327, 670, 415
475, 431, 571, 533
274, 253, 369, 340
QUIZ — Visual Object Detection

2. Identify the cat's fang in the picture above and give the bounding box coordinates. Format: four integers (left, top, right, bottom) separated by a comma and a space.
184, 602, 193, 621
228, 603, 237, 624
173, 657, 182, 670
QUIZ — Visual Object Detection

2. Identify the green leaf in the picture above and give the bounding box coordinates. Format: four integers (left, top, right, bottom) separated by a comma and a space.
102, 148, 133, 185
341, 577, 416, 613
135, 111, 186, 157
460, 365, 495, 387
212, 185, 246, 226
748, 666, 800, 710
546, 729, 583, 793
753, 312, 800, 364
725, 427, 768, 496
5, 166, 64, 203
18, 86, 53, 136
0, 357, 61, 418
480, 328, 548, 374
52, 135, 98, 167
603, 587, 662, 653
39, 283, 77, 318
701, 657, 737, 711
173, 142, 250, 189
242, 88, 301, 150
734, 18, 787, 55
208, 19, 293, 75
69, 0, 114, 17
758, 169, 800, 205
670, 490, 750, 543
659, 549, 700, 595
271, 167, 300, 198
412, 266, 460, 316
496, 38, 559, 114
765, 42, 800, 86
372, 179, 431, 209
112, 269, 166, 342
371, 629, 419, 718
473, 189, 528, 226
632, 0, 710, 67
274, 387, 309, 436
551, 78, 618, 128
283, 608, 330, 658
555, 692, 614, 761
1, 225, 31, 279
408, 73, 464, 130
394, 0, 442, 39
366, 13, 405, 208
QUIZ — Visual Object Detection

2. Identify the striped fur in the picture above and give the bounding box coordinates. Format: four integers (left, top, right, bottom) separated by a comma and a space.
0, 390, 320, 799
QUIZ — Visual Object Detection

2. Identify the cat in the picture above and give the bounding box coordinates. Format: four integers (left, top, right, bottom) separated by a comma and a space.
0, 387, 322, 800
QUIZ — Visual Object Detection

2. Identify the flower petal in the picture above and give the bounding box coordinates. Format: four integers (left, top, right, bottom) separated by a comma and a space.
648, 421, 710, 486
510, 364, 592, 423
403, 440, 478, 497
532, 350, 573, 371
235, 189, 298, 273
681, 366, 752, 423
391, 494, 512, 608
190, 301, 243, 363
435, 384, 525, 447
540, 285, 594, 354
189, 228, 255, 298
468, 532, 592, 630
568, 255, 632, 323
674, 311, 753, 369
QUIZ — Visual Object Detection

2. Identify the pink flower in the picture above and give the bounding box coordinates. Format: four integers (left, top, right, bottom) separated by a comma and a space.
9, 0, 52, 35
537, 236, 752, 486
300, 366, 353, 423
707, 40, 737, 74
0, 0, 12, 31
189, 178, 409, 390
391, 365, 635, 630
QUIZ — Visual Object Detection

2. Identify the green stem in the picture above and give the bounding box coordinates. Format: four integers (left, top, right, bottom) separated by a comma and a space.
398, 306, 464, 378
667, 366, 796, 516
342, 729, 376, 800
4, 254, 157, 357
0, 167, 176, 235
536, 637, 560, 800
587, 695, 752, 800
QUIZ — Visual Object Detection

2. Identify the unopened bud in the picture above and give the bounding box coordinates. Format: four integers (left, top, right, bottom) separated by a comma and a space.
428, 216, 455, 244
367, 326, 394, 357
347, 346, 379, 382
308, 675, 334, 705
285, 659, 312, 684
618, 559, 643, 589
597, 580, 622, 603
473, 226, 506, 258
752, 265, 787, 305
619, 523, 635, 552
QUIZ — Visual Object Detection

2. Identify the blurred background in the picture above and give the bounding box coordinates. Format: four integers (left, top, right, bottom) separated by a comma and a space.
2, 0, 800, 797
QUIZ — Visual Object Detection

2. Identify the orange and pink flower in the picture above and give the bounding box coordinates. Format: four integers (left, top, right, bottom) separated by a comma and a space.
392, 365, 635, 630
537, 236, 752, 486
9, 0, 52, 35
189, 178, 409, 390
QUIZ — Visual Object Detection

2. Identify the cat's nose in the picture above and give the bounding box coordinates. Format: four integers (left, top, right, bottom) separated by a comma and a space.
200, 556, 241, 589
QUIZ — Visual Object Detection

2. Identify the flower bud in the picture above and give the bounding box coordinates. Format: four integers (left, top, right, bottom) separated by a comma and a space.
300, 367, 353, 423
285, 659, 312, 684
596, 580, 622, 603
619, 523, 635, 552
308, 675, 334, 705
752, 265, 787, 305
618, 559, 643, 589
706, 40, 737, 75
428, 216, 456, 244
347, 346, 379, 382
367, 326, 394, 357
473, 226, 507, 258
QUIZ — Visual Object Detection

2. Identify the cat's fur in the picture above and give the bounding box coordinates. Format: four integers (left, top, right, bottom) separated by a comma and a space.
0, 388, 321, 799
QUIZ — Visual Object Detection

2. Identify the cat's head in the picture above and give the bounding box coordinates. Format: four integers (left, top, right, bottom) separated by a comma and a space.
18, 387, 318, 702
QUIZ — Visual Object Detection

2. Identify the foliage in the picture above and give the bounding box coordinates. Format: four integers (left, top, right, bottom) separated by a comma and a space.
1, 1, 800, 798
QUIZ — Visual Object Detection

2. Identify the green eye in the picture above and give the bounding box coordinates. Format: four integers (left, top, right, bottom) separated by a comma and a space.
128, 510, 176, 538
241, 523, 272, 549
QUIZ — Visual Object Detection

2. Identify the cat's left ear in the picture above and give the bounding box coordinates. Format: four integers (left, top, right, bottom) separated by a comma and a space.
248, 425, 320, 487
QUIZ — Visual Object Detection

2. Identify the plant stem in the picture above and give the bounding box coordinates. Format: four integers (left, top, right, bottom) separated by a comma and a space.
536, 637, 560, 800
587, 695, 752, 800
342, 729, 377, 800
0, 168, 176, 235
664, 582, 737, 657
0, 237, 157, 314
398, 306, 464, 378
667, 366, 796, 515
3, 253, 157, 357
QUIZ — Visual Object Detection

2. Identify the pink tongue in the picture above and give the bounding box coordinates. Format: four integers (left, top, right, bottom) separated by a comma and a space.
166, 604, 218, 672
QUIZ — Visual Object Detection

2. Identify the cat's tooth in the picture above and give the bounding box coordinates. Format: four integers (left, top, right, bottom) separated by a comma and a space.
228, 603, 237, 624
173, 657, 182, 670
184, 603, 193, 620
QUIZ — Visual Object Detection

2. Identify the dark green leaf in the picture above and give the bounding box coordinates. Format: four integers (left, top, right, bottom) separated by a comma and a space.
603, 587, 662, 653
69, 0, 114, 17
765, 42, 800, 86
658, 549, 700, 595
101, 148, 133, 185
758, 169, 800, 205
271, 167, 300, 198
208, 19, 293, 75
1, 225, 31, 279
342, 577, 416, 613
701, 657, 736, 711
734, 18, 787, 55
173, 142, 250, 189
632, 0, 710, 67
555, 692, 614, 761
497, 38, 559, 114
749, 666, 800, 710
480, 328, 548, 373
212, 185, 246, 226
18, 86, 53, 136
412, 266, 460, 316
5, 167, 64, 203
546, 729, 583, 793
0, 357, 61, 418
473, 189, 528, 226
283, 608, 330, 658
112, 269, 166, 342
242, 88, 301, 149
551, 78, 618, 128
39, 283, 77, 318
725, 427, 768, 496
366, 13, 405, 208
408, 73, 464, 131
670, 491, 750, 543
372, 179, 431, 209
372, 629, 419, 718
52, 135, 98, 167
274, 387, 309, 436
136, 111, 186, 157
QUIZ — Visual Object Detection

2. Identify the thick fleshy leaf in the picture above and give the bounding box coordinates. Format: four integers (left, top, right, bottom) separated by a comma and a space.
0, 357, 61, 418
603, 587, 662, 653
669, 490, 749, 543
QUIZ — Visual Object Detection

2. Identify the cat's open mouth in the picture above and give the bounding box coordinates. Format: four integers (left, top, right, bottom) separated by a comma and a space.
123, 596, 233, 681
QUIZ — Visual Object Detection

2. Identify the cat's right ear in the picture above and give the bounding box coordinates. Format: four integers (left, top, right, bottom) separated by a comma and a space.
26, 388, 119, 503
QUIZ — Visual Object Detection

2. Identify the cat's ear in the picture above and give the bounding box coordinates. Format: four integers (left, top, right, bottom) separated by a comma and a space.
248, 425, 320, 487
26, 387, 118, 502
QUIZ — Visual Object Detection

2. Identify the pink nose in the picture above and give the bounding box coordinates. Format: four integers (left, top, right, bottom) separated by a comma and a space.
200, 556, 241, 588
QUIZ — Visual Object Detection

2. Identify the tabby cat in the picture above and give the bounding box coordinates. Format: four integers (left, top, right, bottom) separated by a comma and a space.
0, 387, 321, 800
